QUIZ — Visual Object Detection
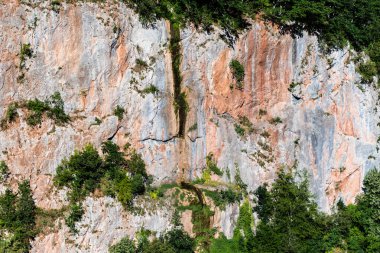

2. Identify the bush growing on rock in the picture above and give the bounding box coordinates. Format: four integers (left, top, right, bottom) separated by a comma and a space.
0, 181, 36, 252
229, 60, 245, 89
54, 141, 150, 231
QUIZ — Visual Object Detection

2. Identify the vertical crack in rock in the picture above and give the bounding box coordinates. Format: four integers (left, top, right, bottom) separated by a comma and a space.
170, 22, 188, 138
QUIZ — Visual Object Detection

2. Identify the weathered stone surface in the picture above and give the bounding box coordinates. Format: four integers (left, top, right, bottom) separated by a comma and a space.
0, 1, 379, 252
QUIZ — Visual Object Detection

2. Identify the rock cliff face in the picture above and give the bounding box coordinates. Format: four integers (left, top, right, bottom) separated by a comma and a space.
0, 1, 379, 252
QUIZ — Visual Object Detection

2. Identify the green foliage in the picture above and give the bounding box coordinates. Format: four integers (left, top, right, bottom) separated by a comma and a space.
134, 58, 149, 72
46, 92, 70, 125
110, 228, 194, 253
230, 60, 245, 89
203, 188, 241, 210
92, 117, 102, 125
205, 153, 223, 176
124, 0, 265, 45
65, 203, 84, 233
0, 161, 9, 182
19, 43, 33, 69
173, 92, 189, 118
235, 116, 254, 136
0, 181, 36, 252
109, 237, 136, 253
269, 116, 282, 125
164, 228, 195, 253
367, 41, 380, 74
234, 124, 245, 137
141, 84, 159, 94
288, 81, 302, 92
54, 144, 103, 202
235, 201, 255, 252
234, 167, 247, 192
142, 239, 176, 253
357, 60, 377, 83
114, 105, 125, 120
24, 92, 70, 126
210, 201, 254, 253
253, 183, 272, 223
253, 170, 325, 252
26, 98, 50, 126
1, 102, 19, 129
125, 0, 380, 79
54, 141, 150, 230
188, 123, 197, 132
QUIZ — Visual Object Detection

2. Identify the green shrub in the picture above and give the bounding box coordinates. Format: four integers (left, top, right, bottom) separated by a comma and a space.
206, 153, 223, 176
54, 141, 150, 229
109, 237, 136, 253
114, 105, 125, 120
259, 109, 267, 116
238, 116, 254, 134
357, 60, 377, 83
24, 93, 69, 126
54, 144, 103, 202
164, 228, 195, 253
5, 103, 18, 123
1, 103, 19, 129
229, 60, 245, 88
65, 204, 84, 233
269, 117, 282, 125
234, 168, 247, 192
234, 124, 245, 137
288, 81, 302, 92
174, 92, 189, 115
25, 98, 49, 126
203, 188, 241, 209
141, 84, 159, 94
19, 43, 33, 69
0, 181, 36, 252
92, 117, 102, 125
134, 58, 149, 72
46, 92, 70, 125
188, 123, 197, 132
0, 161, 9, 181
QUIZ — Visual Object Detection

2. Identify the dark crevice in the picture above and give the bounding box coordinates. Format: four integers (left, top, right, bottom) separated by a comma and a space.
180, 181, 204, 206
139, 135, 177, 143
107, 125, 122, 140
170, 22, 188, 138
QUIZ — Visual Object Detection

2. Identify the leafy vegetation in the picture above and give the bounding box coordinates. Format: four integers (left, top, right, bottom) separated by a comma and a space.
0, 161, 9, 182
0, 181, 36, 252
65, 204, 84, 233
133, 58, 149, 72
54, 141, 150, 232
125, 0, 379, 80
0, 103, 19, 130
229, 60, 245, 89
207, 168, 380, 252
269, 116, 282, 125
141, 84, 159, 95
110, 227, 194, 253
203, 188, 241, 210
357, 60, 377, 84
234, 123, 245, 137
19, 43, 33, 69
24, 92, 70, 126
188, 123, 197, 132
109, 237, 136, 253
205, 153, 223, 176
210, 200, 254, 253
235, 116, 254, 136
288, 81, 302, 92
114, 105, 125, 120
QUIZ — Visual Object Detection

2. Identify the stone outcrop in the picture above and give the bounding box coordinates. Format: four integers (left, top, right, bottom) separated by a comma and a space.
0, 1, 379, 252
